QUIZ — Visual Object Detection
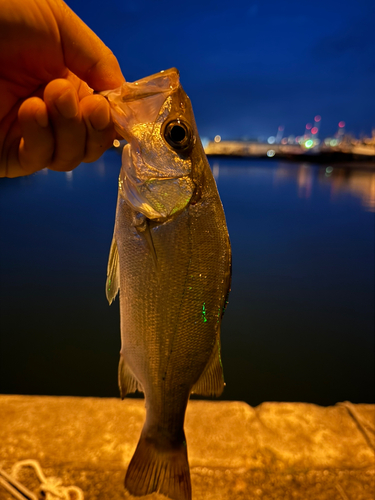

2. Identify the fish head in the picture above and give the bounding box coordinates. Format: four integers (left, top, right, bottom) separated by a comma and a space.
102, 68, 200, 221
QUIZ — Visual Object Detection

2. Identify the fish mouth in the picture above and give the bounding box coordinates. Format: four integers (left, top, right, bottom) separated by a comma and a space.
116, 68, 180, 103
120, 144, 195, 220
101, 68, 181, 141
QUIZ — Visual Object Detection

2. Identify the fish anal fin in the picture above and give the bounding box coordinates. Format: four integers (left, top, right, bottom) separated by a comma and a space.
125, 429, 191, 500
191, 337, 224, 397
118, 355, 144, 399
106, 236, 120, 305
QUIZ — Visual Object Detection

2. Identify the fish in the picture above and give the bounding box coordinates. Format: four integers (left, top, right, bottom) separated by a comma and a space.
102, 68, 231, 500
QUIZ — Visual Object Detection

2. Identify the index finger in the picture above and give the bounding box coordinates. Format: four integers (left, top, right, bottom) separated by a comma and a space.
49, 0, 125, 90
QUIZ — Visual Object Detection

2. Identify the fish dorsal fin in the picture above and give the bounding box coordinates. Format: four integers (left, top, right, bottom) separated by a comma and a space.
118, 354, 144, 399
191, 335, 224, 397
106, 236, 120, 305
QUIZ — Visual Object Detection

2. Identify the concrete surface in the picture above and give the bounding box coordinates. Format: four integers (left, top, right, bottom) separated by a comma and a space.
0, 395, 374, 499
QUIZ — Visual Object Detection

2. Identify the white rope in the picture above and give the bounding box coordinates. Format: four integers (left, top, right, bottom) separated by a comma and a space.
10, 460, 84, 500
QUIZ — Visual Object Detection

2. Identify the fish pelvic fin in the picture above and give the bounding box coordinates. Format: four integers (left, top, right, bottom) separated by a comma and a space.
106, 236, 120, 305
125, 429, 191, 500
191, 336, 224, 397
118, 354, 143, 398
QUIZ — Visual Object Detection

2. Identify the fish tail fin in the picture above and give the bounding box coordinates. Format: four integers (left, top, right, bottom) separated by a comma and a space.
125, 428, 191, 500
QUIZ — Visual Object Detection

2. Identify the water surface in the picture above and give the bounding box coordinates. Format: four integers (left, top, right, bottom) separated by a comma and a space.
0, 152, 373, 405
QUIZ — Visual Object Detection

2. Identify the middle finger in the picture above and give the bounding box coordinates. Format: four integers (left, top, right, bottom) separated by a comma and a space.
44, 79, 86, 171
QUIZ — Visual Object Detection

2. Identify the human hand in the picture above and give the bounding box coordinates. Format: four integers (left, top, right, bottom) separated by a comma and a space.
0, 0, 125, 177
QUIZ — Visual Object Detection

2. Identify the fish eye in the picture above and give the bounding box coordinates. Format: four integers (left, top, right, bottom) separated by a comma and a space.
164, 120, 192, 152
170, 125, 186, 142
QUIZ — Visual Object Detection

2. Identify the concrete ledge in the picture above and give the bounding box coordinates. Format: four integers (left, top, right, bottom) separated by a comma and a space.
0, 395, 374, 499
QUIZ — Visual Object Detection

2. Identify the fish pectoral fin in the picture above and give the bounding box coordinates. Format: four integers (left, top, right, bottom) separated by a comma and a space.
106, 236, 120, 305
191, 336, 224, 397
134, 215, 158, 268
118, 354, 144, 399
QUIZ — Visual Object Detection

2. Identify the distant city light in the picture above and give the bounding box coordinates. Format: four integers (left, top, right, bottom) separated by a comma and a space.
214, 135, 221, 143
314, 115, 321, 122
306, 123, 312, 130
278, 125, 284, 131
281, 138, 288, 144
311, 127, 318, 135
267, 136, 276, 144
338, 121, 345, 128
325, 166, 334, 177
330, 139, 338, 146
113, 139, 121, 147
305, 139, 314, 148
267, 149, 276, 157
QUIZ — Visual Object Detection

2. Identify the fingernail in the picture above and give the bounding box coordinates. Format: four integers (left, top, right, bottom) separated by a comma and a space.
35, 108, 49, 128
56, 88, 79, 119
89, 99, 111, 131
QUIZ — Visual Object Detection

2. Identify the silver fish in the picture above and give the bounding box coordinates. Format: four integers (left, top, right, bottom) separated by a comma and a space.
102, 68, 231, 500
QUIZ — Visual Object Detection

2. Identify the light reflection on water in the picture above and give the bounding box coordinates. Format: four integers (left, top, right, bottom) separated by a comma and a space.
0, 152, 373, 405
212, 160, 375, 212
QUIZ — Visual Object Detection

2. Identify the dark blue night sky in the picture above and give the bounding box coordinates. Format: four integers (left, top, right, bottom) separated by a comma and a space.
72, 1, 375, 140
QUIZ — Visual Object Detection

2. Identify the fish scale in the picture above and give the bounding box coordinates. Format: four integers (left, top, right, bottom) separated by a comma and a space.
103, 68, 231, 500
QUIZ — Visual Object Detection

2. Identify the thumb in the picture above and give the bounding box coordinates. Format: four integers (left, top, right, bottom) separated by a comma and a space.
51, 0, 125, 90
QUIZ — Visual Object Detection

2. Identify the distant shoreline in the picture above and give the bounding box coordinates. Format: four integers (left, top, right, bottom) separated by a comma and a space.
204, 140, 375, 168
